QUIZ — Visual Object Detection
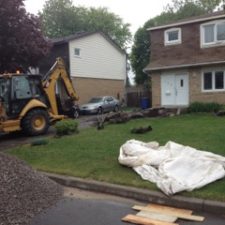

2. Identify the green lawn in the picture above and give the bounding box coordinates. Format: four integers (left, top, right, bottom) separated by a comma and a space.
9, 113, 225, 201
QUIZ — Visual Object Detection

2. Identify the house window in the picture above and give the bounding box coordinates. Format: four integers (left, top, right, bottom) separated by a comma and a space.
164, 28, 182, 45
202, 70, 225, 92
215, 71, 224, 89
74, 48, 80, 57
204, 24, 214, 43
201, 20, 225, 47
203, 72, 212, 90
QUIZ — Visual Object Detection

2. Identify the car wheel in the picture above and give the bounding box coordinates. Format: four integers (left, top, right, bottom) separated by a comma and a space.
72, 108, 79, 119
114, 105, 119, 112
98, 107, 103, 114
74, 110, 79, 118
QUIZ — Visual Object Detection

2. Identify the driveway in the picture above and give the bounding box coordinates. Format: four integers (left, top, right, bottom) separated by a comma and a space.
0, 115, 98, 151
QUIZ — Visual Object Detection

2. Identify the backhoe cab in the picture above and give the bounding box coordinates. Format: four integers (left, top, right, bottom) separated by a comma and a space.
0, 58, 79, 136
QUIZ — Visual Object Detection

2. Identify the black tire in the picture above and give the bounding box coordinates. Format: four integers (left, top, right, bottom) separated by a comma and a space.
22, 109, 49, 136
114, 105, 119, 112
73, 109, 79, 119
98, 107, 103, 114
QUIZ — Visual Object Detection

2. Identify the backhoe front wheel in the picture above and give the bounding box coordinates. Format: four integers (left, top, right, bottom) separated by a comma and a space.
22, 109, 50, 136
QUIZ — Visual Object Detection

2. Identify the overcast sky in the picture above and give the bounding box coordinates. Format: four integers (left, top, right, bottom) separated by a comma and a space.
24, 0, 172, 34
24, 0, 173, 83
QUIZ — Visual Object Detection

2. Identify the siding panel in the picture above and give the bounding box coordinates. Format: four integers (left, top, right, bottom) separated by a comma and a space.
69, 33, 126, 80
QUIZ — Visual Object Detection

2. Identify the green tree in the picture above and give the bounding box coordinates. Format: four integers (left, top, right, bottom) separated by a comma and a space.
40, 0, 131, 49
130, 11, 176, 85
131, 0, 222, 84
84, 7, 131, 48
198, 0, 223, 12
130, 27, 150, 85
40, 0, 82, 38
166, 0, 222, 13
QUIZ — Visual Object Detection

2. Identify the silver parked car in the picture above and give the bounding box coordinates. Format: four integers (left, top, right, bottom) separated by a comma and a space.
80, 96, 120, 114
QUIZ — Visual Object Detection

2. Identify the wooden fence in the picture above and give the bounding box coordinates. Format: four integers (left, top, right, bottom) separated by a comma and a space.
126, 90, 152, 108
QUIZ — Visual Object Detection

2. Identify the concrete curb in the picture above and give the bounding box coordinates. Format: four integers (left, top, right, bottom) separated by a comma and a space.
43, 172, 225, 214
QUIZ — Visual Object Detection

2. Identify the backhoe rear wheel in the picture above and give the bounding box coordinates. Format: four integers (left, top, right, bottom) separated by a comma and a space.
22, 109, 50, 136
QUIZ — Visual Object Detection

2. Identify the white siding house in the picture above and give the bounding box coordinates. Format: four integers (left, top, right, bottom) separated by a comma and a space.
69, 33, 126, 81
40, 32, 127, 104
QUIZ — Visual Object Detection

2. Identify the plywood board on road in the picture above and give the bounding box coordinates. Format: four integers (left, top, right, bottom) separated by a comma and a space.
122, 214, 179, 225
147, 203, 193, 215
137, 211, 177, 223
133, 205, 204, 222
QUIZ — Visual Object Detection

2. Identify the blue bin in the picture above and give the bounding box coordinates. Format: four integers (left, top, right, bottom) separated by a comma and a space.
140, 97, 150, 109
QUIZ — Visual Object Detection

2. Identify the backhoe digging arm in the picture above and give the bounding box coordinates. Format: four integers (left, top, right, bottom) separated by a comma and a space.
42, 57, 79, 116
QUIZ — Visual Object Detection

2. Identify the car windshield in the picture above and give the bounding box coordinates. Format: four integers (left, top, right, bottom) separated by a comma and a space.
88, 97, 103, 103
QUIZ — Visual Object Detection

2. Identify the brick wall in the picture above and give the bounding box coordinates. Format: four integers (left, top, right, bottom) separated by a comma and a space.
189, 67, 225, 104
149, 19, 225, 69
151, 66, 225, 107
72, 77, 125, 104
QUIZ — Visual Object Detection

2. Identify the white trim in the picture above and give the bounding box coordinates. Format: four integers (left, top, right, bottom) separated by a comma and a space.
200, 19, 225, 48
148, 13, 225, 31
164, 28, 182, 46
145, 60, 225, 72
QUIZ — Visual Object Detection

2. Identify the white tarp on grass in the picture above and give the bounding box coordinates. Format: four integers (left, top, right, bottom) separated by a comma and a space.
118, 140, 225, 195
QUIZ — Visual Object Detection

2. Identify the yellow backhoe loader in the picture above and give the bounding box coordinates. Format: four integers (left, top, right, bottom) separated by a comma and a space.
0, 58, 79, 136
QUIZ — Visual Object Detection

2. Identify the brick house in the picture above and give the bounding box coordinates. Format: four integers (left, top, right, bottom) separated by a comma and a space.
39, 31, 127, 104
144, 11, 225, 108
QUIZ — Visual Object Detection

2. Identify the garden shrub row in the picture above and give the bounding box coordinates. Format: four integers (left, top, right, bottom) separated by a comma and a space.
187, 102, 223, 113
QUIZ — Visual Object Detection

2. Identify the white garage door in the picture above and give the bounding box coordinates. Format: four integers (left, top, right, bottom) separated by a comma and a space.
161, 74, 189, 106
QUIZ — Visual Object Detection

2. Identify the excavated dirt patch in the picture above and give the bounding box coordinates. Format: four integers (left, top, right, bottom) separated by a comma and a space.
0, 152, 63, 225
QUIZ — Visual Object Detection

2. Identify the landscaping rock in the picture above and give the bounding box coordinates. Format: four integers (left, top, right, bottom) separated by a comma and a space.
215, 110, 225, 117
131, 125, 153, 134
128, 112, 144, 119
142, 107, 167, 117
105, 112, 129, 122
0, 152, 63, 225
105, 112, 130, 124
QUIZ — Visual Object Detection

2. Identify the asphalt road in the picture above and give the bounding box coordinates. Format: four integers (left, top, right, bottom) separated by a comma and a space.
0, 115, 98, 151
31, 187, 225, 225
2, 116, 225, 225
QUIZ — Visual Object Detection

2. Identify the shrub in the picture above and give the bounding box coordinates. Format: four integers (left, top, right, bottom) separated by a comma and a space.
55, 119, 79, 136
187, 102, 223, 113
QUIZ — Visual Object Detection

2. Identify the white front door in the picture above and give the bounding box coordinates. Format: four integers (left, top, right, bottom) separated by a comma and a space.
161, 74, 189, 106
175, 74, 189, 105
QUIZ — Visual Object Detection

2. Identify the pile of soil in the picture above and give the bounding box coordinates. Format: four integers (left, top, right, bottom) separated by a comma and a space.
0, 152, 63, 225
